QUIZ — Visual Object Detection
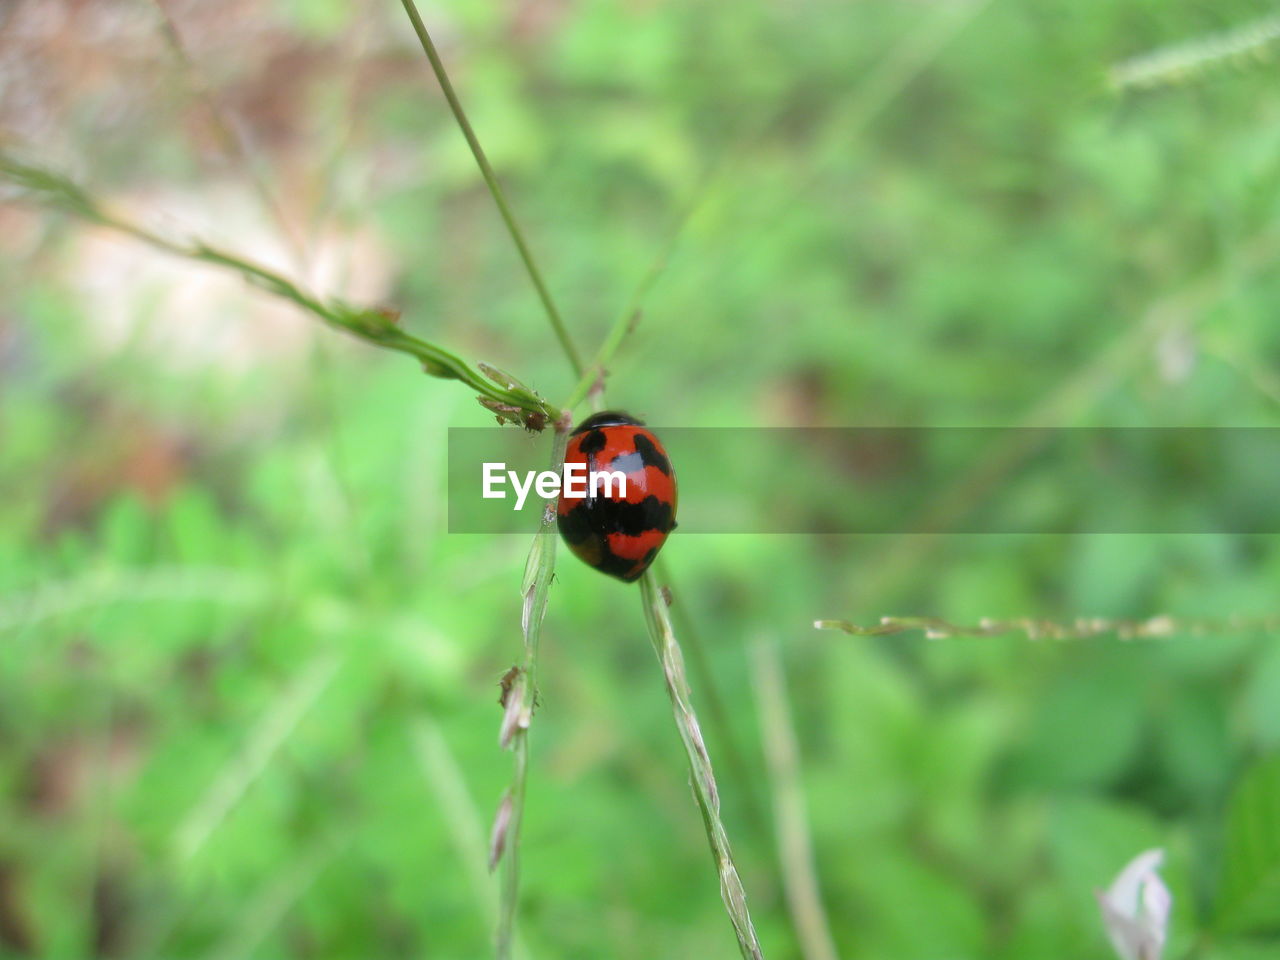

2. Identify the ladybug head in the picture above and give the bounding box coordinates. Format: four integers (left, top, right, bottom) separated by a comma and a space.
571, 410, 644, 433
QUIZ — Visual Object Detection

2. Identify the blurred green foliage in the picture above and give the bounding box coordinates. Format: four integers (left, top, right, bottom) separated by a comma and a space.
2, 0, 1280, 958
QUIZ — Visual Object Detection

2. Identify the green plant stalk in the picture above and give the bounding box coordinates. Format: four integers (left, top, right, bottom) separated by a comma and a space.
815, 614, 1280, 640
414, 718, 533, 960
388, 12, 773, 940
148, 0, 310, 271
656, 558, 768, 838
572, 296, 770, 960
206, 832, 348, 960
750, 639, 839, 960
639, 572, 765, 960
560, 181, 706, 410
561, 271, 651, 411
1108, 13, 1280, 91
493, 427, 569, 960
561, 303, 640, 410
398, 0, 584, 378
0, 154, 558, 427
568, 282, 771, 959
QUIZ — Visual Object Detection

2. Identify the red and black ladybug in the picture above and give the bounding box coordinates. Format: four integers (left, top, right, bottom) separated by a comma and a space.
556, 411, 677, 582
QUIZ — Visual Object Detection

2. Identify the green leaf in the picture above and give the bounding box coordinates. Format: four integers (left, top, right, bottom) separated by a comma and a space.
1048, 797, 1165, 902
1215, 756, 1280, 935
852, 850, 986, 959
1013, 655, 1145, 788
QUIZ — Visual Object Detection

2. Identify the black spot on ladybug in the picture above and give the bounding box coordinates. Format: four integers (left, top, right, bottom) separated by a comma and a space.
603, 549, 643, 581
593, 496, 674, 537
578, 429, 608, 457
557, 503, 593, 544
632, 433, 671, 476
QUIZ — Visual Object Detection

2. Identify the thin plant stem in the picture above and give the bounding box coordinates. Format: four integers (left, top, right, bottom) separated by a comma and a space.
750, 640, 839, 960
398, 0, 584, 378
561, 0, 991, 412
658, 558, 769, 839
556, 174, 777, 953
560, 246, 662, 410
152, 13, 774, 959
414, 718, 533, 960
150, 0, 375, 536
571, 278, 772, 958
575, 306, 771, 960
556, 0, 990, 409
0, 567, 263, 633
812, 0, 993, 163
175, 653, 343, 862
148, 0, 310, 271
491, 427, 569, 960
0, 154, 559, 428
1108, 13, 1280, 92
203, 833, 348, 960
569, 270, 772, 959
134, 653, 342, 956
815, 614, 1280, 641
561, 304, 641, 411
560, 183, 705, 409
638, 572, 764, 960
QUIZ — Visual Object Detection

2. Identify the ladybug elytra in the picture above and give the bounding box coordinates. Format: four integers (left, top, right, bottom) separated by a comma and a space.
556, 411, 677, 582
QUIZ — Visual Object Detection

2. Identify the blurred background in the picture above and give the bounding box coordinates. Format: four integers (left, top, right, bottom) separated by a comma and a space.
3, 0, 1280, 957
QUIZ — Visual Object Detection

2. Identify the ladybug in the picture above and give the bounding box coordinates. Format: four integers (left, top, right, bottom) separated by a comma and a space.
556, 411, 677, 582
